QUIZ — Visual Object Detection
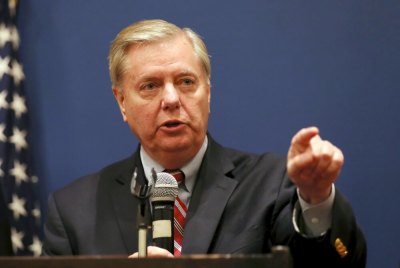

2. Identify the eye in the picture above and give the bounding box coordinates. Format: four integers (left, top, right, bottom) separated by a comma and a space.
182, 78, 194, 86
178, 77, 196, 88
141, 82, 158, 91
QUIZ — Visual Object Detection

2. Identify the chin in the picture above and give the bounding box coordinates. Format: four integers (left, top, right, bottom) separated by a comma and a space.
161, 135, 200, 151
161, 141, 191, 152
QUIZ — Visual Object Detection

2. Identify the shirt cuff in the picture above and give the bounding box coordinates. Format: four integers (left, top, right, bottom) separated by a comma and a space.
292, 184, 335, 237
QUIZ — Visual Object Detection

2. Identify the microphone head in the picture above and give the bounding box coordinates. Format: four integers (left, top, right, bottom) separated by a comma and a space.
150, 172, 178, 202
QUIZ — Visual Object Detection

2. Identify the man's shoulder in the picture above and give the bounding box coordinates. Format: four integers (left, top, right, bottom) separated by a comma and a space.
210, 137, 286, 167
52, 155, 135, 200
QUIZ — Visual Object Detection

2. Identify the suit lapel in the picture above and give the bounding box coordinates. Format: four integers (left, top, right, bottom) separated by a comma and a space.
108, 151, 152, 253
182, 138, 238, 254
103, 138, 237, 254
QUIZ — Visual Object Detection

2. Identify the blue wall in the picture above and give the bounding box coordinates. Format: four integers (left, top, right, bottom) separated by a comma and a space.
18, 1, 400, 267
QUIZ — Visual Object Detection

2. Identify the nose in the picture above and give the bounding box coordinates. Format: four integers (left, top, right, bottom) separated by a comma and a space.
161, 83, 180, 110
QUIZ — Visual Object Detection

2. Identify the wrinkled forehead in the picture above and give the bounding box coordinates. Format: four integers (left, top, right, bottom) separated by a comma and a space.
124, 34, 205, 78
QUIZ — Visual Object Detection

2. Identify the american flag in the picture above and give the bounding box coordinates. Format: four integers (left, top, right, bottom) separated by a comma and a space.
0, 0, 43, 256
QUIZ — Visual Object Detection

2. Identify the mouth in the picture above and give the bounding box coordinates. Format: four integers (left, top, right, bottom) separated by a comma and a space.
162, 120, 184, 128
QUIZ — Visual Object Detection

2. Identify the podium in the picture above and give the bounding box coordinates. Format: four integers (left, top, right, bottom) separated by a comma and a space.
0, 247, 292, 268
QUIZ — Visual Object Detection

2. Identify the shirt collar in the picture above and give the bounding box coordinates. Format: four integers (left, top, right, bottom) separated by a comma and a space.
140, 136, 208, 194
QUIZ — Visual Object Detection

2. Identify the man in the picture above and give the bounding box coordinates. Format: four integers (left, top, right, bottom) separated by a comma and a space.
43, 19, 366, 267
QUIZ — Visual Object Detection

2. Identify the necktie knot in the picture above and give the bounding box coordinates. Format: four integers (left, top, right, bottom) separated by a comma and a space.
164, 169, 185, 184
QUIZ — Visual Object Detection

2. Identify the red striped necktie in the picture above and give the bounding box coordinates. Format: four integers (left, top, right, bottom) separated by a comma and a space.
164, 169, 187, 256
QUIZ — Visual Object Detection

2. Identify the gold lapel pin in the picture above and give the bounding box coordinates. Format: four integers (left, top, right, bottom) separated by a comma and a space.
335, 238, 348, 258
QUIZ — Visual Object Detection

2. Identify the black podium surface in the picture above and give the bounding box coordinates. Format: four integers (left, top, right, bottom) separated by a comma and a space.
0, 247, 292, 268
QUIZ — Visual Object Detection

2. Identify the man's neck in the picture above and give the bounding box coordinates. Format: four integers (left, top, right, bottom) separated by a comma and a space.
140, 136, 208, 195
142, 139, 206, 170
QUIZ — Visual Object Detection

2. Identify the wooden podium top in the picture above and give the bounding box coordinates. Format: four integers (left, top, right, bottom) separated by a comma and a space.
0, 248, 292, 268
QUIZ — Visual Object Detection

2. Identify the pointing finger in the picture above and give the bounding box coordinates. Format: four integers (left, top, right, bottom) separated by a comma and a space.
290, 127, 319, 152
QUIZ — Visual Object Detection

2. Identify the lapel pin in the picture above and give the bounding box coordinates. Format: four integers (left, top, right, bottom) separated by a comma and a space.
335, 238, 348, 258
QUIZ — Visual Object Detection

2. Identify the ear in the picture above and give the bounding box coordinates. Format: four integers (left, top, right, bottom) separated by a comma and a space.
207, 83, 211, 113
112, 87, 127, 122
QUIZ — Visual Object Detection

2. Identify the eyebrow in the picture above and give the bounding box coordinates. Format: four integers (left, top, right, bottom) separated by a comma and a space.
136, 69, 198, 80
177, 69, 195, 75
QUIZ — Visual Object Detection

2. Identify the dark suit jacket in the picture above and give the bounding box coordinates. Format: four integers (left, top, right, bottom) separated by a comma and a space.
43, 136, 366, 267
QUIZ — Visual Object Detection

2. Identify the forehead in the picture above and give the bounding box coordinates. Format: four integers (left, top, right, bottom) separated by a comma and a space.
125, 35, 204, 79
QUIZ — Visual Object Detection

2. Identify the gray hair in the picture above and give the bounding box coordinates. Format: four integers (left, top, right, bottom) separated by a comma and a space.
108, 19, 211, 88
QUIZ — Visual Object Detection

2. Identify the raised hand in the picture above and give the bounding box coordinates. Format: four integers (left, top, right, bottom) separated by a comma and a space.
287, 127, 344, 204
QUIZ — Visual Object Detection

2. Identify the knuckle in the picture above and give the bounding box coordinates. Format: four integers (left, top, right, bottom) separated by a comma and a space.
332, 157, 344, 167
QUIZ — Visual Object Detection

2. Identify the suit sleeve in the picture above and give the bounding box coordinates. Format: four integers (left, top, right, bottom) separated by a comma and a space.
42, 193, 74, 255
270, 176, 367, 268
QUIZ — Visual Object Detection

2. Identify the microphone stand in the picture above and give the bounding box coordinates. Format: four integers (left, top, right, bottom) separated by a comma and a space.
130, 168, 156, 257
137, 199, 148, 257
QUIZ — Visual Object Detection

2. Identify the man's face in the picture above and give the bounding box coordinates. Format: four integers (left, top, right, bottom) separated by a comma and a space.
113, 34, 210, 167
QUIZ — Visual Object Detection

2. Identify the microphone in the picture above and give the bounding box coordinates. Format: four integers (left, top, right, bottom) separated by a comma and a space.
150, 172, 178, 254
130, 168, 155, 257
130, 168, 155, 199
